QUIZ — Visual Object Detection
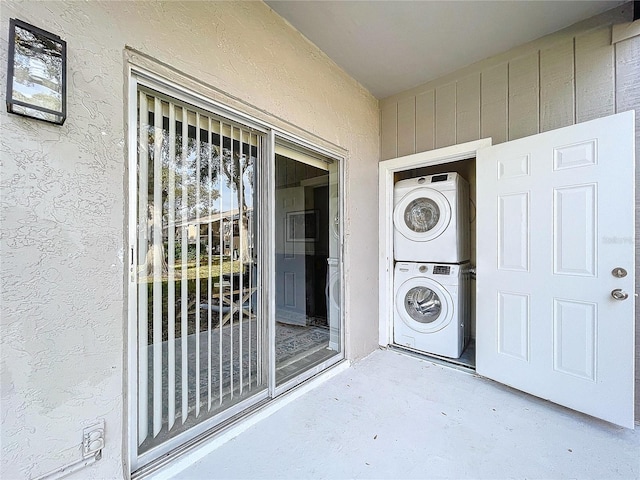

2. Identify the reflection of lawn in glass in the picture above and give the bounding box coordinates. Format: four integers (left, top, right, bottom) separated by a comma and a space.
173, 258, 242, 281
139, 258, 242, 283
140, 258, 251, 342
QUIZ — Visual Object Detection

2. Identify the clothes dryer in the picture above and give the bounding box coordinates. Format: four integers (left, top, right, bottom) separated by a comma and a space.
393, 173, 469, 263
394, 262, 469, 358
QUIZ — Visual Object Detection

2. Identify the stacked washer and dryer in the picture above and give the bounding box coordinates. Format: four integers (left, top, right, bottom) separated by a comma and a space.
393, 173, 471, 359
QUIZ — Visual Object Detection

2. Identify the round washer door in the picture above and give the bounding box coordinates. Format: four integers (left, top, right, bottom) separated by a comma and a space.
393, 187, 452, 242
395, 277, 453, 333
326, 270, 340, 310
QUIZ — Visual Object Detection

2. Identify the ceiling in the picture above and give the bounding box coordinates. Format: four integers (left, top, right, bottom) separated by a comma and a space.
266, 1, 626, 99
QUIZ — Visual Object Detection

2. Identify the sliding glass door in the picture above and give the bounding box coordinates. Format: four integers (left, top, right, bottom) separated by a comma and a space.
129, 78, 343, 471
131, 87, 267, 467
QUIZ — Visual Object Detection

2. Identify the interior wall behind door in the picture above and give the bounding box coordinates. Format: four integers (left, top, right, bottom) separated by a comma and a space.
380, 4, 640, 420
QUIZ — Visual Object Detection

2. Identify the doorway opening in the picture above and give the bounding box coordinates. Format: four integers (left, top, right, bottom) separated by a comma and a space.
377, 139, 491, 372
380, 112, 636, 429
393, 157, 476, 369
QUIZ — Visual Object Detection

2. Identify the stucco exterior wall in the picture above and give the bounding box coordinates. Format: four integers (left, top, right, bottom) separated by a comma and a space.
380, 4, 640, 422
0, 2, 379, 479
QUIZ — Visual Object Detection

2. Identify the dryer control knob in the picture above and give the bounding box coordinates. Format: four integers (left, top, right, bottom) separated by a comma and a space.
419, 265, 428, 273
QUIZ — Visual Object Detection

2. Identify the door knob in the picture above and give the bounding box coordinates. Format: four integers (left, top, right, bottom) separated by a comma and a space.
611, 289, 629, 301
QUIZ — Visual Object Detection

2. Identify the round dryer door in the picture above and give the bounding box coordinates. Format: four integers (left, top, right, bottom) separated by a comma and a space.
395, 277, 453, 333
393, 188, 452, 242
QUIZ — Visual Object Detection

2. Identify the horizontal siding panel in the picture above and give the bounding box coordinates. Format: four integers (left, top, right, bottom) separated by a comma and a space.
416, 90, 435, 152
381, 101, 397, 160
397, 97, 416, 157
540, 39, 575, 132
457, 73, 481, 143
435, 82, 456, 148
575, 27, 615, 123
481, 63, 508, 144
508, 53, 539, 140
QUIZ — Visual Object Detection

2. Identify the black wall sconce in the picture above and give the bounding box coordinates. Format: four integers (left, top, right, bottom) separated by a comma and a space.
6, 18, 66, 125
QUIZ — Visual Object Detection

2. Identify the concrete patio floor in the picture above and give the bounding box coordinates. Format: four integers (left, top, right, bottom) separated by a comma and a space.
163, 348, 639, 479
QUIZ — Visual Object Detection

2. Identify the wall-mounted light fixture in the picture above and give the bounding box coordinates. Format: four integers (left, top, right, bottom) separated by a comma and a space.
6, 18, 66, 125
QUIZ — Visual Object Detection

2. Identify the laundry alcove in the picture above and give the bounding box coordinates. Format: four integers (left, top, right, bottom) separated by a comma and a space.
379, 111, 636, 429
379, 139, 486, 370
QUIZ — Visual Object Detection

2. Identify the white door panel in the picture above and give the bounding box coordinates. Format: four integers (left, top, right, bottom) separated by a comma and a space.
477, 111, 635, 428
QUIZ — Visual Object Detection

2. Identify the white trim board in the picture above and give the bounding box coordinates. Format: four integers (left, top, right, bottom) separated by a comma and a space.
612, 19, 640, 44
377, 139, 492, 347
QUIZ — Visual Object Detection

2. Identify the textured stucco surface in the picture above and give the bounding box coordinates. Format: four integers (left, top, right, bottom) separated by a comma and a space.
0, 2, 379, 479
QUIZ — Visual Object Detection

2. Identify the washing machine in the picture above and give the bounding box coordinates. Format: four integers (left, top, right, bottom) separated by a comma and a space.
393, 172, 469, 263
326, 257, 340, 351
394, 262, 469, 358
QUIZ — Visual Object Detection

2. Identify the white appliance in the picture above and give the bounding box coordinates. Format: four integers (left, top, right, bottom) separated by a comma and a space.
394, 262, 469, 358
393, 173, 470, 263
326, 257, 340, 351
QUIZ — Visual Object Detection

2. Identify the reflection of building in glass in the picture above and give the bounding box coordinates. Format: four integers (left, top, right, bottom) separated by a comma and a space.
167, 207, 254, 258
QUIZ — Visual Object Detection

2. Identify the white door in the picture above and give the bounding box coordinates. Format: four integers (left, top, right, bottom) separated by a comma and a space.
476, 111, 635, 428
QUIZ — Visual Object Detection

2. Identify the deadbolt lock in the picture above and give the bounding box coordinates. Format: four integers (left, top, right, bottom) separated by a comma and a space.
611, 267, 627, 278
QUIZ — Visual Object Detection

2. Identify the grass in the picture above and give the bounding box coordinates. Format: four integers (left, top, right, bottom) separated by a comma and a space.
139, 257, 249, 341
138, 257, 243, 283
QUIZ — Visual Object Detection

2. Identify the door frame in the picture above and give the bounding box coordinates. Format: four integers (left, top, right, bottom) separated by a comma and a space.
378, 138, 491, 347
126, 63, 348, 473
126, 68, 274, 472
270, 131, 347, 398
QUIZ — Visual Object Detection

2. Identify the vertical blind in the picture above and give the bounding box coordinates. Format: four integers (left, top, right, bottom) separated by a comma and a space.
136, 89, 266, 454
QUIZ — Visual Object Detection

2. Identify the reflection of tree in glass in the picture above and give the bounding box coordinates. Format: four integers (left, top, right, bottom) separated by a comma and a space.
140, 122, 218, 274
139, 122, 219, 218
221, 145, 254, 264
13, 25, 63, 107
139, 112, 256, 272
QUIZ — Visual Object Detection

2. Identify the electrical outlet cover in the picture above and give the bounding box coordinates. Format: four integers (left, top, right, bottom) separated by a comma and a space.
82, 420, 105, 458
